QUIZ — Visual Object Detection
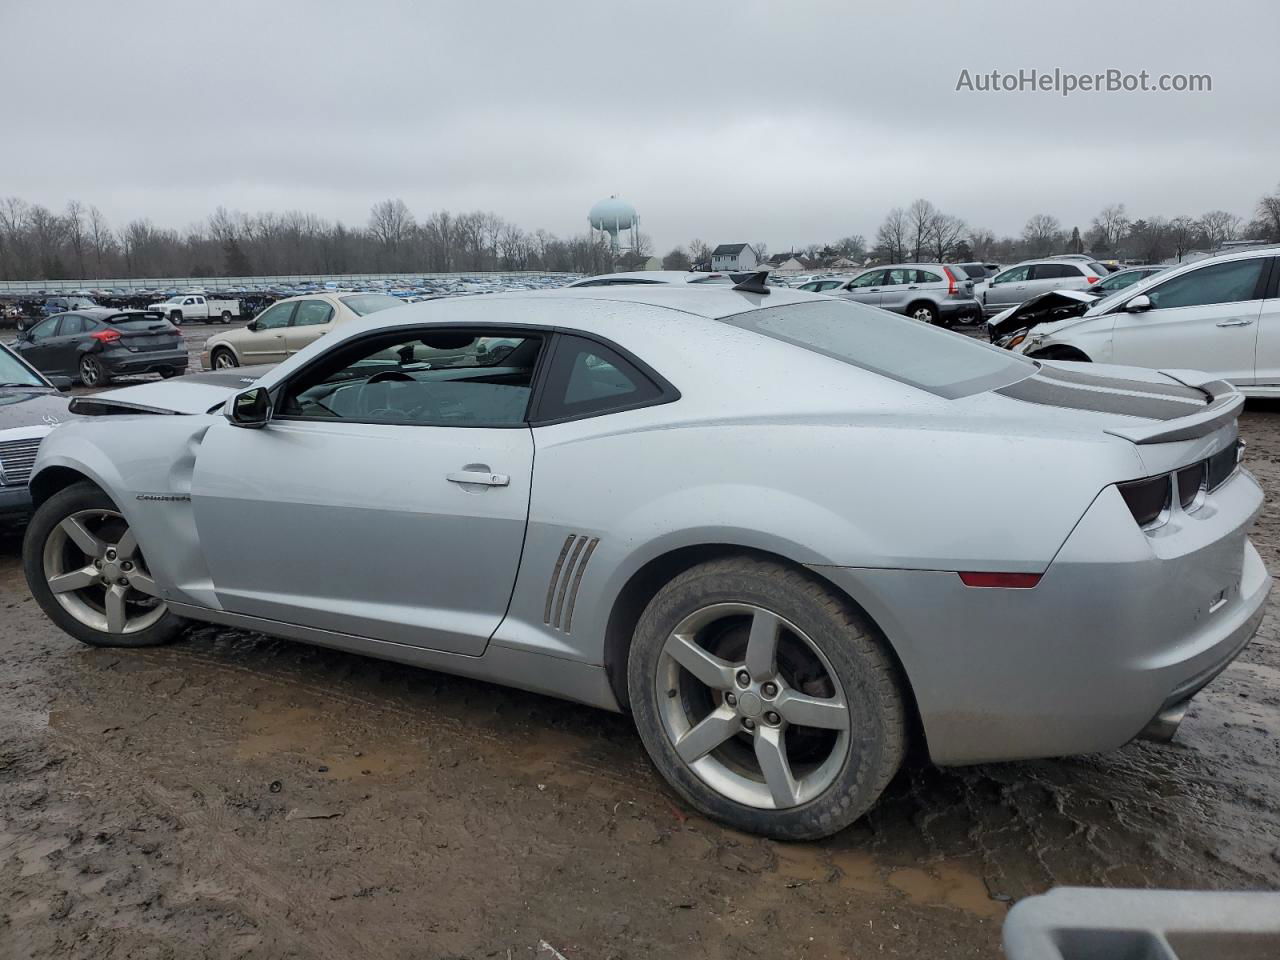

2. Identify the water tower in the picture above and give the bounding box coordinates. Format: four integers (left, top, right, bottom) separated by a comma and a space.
588, 196, 638, 255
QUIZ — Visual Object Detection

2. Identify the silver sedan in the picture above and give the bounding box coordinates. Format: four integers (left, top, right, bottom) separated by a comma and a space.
22, 285, 1268, 839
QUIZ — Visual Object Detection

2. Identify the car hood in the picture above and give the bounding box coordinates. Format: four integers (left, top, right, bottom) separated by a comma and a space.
68, 367, 275, 416
0, 388, 75, 428
988, 289, 1098, 339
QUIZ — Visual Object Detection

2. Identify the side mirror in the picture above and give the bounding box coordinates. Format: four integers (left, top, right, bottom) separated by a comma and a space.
47, 375, 73, 392
245, 320, 259, 332
1125, 294, 1153, 313
226, 386, 272, 428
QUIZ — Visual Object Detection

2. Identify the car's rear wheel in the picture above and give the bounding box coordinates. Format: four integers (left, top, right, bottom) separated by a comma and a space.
211, 347, 239, 369
908, 302, 938, 325
169, 311, 183, 326
23, 482, 183, 648
79, 354, 109, 388
220, 310, 232, 323
159, 368, 181, 379
627, 556, 906, 840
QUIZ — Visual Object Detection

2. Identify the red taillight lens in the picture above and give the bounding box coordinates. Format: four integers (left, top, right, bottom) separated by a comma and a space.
90, 328, 121, 343
1085, 276, 1099, 284
943, 266, 958, 295
957, 572, 1042, 589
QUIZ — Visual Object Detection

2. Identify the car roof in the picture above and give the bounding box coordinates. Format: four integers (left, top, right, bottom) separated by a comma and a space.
567, 271, 735, 285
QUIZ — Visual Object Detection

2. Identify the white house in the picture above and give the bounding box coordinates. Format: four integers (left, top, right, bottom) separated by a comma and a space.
710, 243, 758, 272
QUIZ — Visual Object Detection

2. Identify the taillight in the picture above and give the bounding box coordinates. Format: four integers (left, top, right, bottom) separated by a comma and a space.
1118, 475, 1171, 528
1085, 275, 1099, 284
958, 572, 1042, 589
943, 266, 958, 295
1176, 464, 1205, 510
90, 329, 121, 344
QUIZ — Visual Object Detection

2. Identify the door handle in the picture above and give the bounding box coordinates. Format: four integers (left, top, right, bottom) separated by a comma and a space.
447, 470, 510, 487
907, 285, 919, 290
1216, 319, 1254, 327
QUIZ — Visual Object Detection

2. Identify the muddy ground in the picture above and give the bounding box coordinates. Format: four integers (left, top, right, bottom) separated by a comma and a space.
1, 335, 1279, 958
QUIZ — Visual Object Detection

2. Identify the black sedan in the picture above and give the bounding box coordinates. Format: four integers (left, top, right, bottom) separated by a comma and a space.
10, 309, 187, 387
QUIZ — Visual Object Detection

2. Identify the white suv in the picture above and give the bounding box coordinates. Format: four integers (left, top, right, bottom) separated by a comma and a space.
1008, 248, 1280, 395
981, 258, 1108, 317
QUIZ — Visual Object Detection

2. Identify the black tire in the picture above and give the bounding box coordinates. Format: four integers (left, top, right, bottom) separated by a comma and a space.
627, 556, 906, 840
158, 368, 180, 379
23, 482, 184, 649
79, 354, 109, 388
220, 310, 232, 323
907, 302, 939, 325
170, 311, 183, 326
211, 347, 239, 369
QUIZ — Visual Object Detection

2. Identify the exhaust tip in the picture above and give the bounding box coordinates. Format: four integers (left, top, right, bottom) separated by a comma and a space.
1138, 700, 1188, 743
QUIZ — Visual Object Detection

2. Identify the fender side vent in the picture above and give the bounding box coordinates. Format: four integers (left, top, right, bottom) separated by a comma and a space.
544, 534, 600, 633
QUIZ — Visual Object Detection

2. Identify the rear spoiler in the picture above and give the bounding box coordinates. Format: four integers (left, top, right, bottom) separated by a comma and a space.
1103, 373, 1242, 444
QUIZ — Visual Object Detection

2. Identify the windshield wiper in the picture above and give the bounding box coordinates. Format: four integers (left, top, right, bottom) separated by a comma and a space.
0, 382, 43, 388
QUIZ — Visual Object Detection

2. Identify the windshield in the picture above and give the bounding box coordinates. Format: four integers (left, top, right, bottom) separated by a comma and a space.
340, 293, 405, 316
0, 346, 47, 387
723, 299, 1033, 399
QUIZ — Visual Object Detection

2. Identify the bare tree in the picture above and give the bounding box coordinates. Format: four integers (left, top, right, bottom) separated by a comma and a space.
1199, 209, 1242, 249
1089, 203, 1129, 254
929, 214, 967, 262
368, 198, 415, 267
875, 208, 909, 263
1022, 213, 1062, 257
907, 199, 938, 260
687, 238, 711, 267
1253, 184, 1280, 241
967, 228, 996, 260
1167, 216, 1200, 262
64, 201, 87, 277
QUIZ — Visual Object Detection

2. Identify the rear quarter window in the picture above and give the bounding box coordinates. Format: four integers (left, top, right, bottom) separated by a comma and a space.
722, 299, 1033, 399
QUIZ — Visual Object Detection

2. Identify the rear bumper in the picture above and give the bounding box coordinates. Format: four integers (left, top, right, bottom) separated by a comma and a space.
101, 349, 189, 376
813, 467, 1269, 765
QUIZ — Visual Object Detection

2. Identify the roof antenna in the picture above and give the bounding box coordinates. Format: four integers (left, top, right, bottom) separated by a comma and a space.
731, 270, 771, 295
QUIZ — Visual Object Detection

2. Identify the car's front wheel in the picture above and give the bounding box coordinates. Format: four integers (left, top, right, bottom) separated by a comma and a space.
627, 556, 906, 840
211, 347, 238, 369
23, 482, 183, 648
79, 354, 109, 387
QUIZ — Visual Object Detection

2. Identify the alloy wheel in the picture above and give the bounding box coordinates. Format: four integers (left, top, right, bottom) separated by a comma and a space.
80, 356, 103, 387
655, 602, 851, 810
41, 508, 165, 635
213, 350, 237, 369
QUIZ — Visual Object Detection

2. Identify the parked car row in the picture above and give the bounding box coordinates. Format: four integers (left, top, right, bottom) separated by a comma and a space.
9, 309, 187, 387
995, 246, 1280, 396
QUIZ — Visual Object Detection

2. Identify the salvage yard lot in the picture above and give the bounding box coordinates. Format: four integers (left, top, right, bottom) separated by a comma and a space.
0, 351, 1278, 959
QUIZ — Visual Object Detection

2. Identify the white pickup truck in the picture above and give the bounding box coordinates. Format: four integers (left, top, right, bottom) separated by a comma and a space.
145, 294, 241, 325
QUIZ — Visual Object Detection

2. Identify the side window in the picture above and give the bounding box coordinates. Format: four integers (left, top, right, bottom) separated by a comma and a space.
279, 329, 543, 426
293, 300, 334, 327
534, 335, 667, 422
849, 270, 885, 288
29, 316, 60, 339
885, 269, 912, 285
994, 265, 1030, 284
58, 315, 87, 336
254, 302, 295, 330
1028, 264, 1070, 280
1146, 259, 1266, 310
915, 270, 942, 283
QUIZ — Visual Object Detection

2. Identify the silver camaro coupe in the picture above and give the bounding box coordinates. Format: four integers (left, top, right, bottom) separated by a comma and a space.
23, 284, 1269, 839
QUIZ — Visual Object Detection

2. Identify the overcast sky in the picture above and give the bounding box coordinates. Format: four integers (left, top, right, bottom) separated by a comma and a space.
3, 0, 1277, 253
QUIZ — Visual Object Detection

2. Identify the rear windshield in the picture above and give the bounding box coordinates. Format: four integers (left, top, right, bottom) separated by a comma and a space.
1088, 262, 1109, 275
958, 264, 987, 279
340, 294, 405, 316
722, 299, 1033, 399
